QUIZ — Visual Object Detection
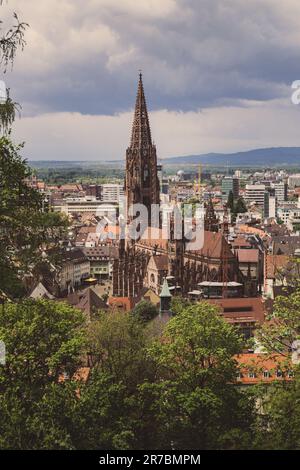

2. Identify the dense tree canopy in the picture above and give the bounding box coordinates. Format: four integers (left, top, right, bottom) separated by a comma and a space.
132, 300, 159, 323
0, 295, 300, 449
146, 302, 255, 449
0, 137, 68, 297
0, 300, 86, 449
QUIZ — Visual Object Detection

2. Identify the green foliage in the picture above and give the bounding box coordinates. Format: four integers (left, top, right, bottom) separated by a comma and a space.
257, 287, 300, 356
250, 288, 300, 449
0, 137, 68, 297
71, 372, 135, 450
0, 11, 28, 72
252, 372, 300, 450
88, 310, 155, 385
3, 295, 300, 450
170, 296, 192, 315
230, 196, 247, 223
227, 190, 234, 211
0, 6, 28, 134
234, 196, 247, 215
132, 300, 159, 323
0, 91, 21, 134
293, 223, 300, 232
146, 302, 255, 449
0, 299, 86, 449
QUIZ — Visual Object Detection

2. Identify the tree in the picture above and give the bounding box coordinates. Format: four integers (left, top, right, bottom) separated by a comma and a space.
74, 310, 159, 449
234, 197, 247, 215
88, 310, 155, 386
70, 371, 136, 450
250, 287, 300, 449
0, 2, 28, 133
253, 373, 300, 450
0, 137, 68, 297
0, 299, 86, 449
0, 5, 67, 298
146, 302, 255, 449
132, 300, 159, 323
170, 295, 192, 315
227, 190, 234, 211
257, 287, 300, 357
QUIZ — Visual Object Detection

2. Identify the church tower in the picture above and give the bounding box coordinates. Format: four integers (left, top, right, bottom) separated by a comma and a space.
204, 195, 219, 232
125, 73, 160, 226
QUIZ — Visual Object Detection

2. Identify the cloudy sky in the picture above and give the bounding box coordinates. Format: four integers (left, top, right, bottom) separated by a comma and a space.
3, 0, 300, 161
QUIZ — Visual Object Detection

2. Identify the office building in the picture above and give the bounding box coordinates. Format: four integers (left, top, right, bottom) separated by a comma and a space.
221, 176, 239, 203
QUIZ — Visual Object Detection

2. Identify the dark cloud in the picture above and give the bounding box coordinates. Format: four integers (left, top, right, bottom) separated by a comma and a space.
3, 0, 299, 117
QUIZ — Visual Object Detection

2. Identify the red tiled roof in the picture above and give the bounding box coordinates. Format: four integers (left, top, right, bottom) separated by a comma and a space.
237, 248, 259, 263
193, 231, 235, 259
152, 254, 169, 271
209, 297, 265, 324
235, 353, 292, 385
231, 237, 251, 248
108, 297, 134, 311
265, 254, 289, 278
137, 227, 168, 250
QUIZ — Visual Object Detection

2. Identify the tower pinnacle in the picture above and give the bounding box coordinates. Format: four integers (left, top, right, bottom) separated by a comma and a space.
130, 73, 152, 149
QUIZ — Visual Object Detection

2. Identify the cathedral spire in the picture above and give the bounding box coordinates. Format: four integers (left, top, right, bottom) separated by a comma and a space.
130, 72, 152, 149
125, 73, 160, 227
204, 194, 219, 232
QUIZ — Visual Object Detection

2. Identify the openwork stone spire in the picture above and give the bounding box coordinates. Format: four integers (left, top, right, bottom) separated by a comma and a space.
204, 195, 219, 232
130, 73, 152, 149
125, 73, 160, 226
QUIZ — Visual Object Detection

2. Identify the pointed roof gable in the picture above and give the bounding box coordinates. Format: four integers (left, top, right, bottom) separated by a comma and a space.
29, 282, 55, 300
77, 287, 106, 316
191, 230, 234, 260
130, 73, 152, 150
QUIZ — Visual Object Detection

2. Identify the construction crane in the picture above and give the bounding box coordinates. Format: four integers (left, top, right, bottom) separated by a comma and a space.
194, 164, 203, 200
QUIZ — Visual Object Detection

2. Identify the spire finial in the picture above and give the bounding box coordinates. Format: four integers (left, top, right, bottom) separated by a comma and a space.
138, 69, 142, 80
130, 71, 152, 149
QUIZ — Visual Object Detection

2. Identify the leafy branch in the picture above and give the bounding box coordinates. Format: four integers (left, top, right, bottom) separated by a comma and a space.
0, 88, 21, 133
0, 12, 28, 71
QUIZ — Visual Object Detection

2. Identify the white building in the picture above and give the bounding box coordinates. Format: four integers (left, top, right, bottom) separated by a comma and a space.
272, 182, 287, 202
264, 193, 277, 219
288, 174, 300, 188
287, 198, 300, 232
100, 184, 124, 203
53, 196, 118, 218
277, 201, 297, 225
245, 184, 266, 207
57, 249, 90, 293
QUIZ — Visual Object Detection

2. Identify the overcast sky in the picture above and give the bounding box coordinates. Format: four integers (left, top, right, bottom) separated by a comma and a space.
3, 0, 300, 161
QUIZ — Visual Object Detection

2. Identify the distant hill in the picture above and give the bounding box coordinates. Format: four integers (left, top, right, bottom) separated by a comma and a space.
28, 147, 300, 168
161, 147, 300, 166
